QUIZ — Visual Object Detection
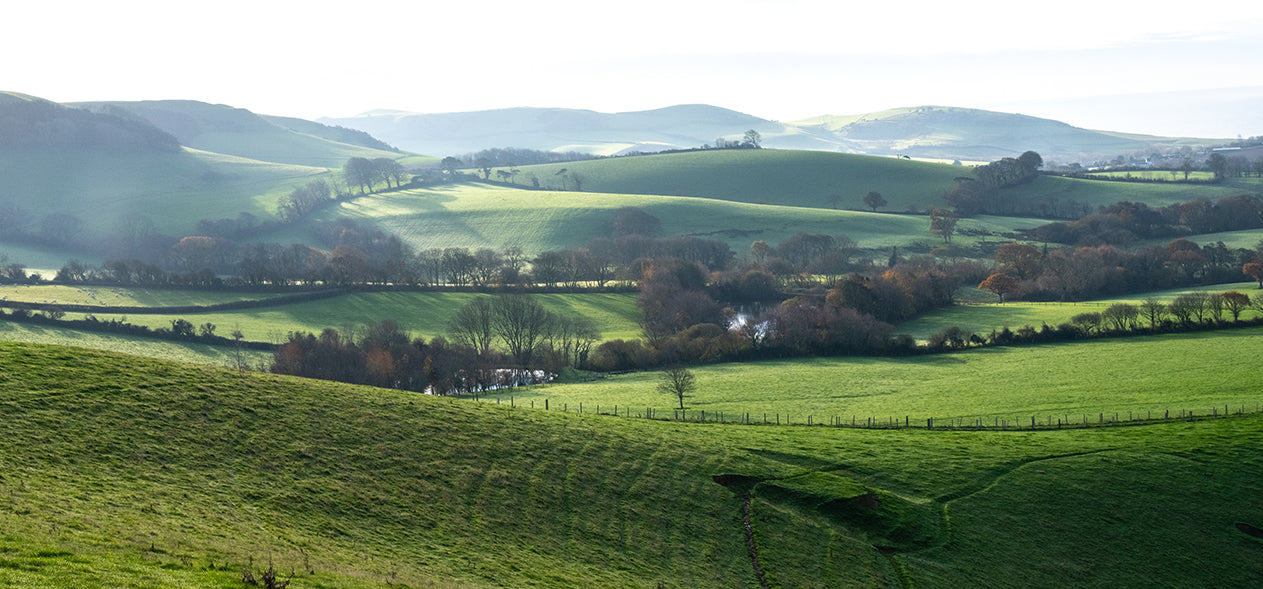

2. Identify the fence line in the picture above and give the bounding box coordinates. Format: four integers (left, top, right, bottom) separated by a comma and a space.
478, 396, 1263, 431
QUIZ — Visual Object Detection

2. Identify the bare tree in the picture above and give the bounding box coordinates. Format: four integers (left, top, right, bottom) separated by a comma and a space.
658, 366, 696, 412
492, 295, 556, 366
449, 297, 495, 355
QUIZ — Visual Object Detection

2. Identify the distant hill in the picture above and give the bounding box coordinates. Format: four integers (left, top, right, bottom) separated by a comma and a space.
324, 103, 1221, 162
320, 104, 834, 157
74, 99, 403, 167
791, 105, 1211, 161
0, 91, 179, 152
260, 113, 399, 152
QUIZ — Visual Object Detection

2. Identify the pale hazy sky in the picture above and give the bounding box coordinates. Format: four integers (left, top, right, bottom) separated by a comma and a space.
7, 0, 1262, 136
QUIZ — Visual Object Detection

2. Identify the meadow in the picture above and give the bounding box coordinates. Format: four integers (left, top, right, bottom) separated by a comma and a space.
493, 327, 1263, 425
511, 150, 1243, 213
1, 341, 1259, 588
0, 284, 294, 308
54, 291, 644, 343
295, 182, 1047, 256
0, 321, 271, 367
0, 147, 327, 236
896, 281, 1263, 339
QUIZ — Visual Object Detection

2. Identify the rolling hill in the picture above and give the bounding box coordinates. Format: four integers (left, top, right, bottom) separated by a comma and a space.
792, 105, 1215, 162
2, 341, 1260, 587
73, 99, 404, 168
322, 103, 1223, 162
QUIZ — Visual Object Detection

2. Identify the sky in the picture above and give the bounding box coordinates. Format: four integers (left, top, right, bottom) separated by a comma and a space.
6, 0, 1263, 137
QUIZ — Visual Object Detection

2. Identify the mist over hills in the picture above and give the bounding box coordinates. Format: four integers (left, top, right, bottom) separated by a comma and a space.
322, 103, 1224, 162
72, 99, 401, 167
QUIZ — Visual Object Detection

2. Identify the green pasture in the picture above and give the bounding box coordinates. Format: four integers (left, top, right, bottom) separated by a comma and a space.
508, 150, 1243, 214
294, 182, 1045, 257
0, 284, 292, 308
1136, 227, 1263, 250
64, 291, 643, 343
1086, 170, 1216, 181
898, 281, 1263, 339
511, 149, 965, 211
0, 147, 326, 236
0, 321, 271, 367
496, 328, 1263, 423
999, 174, 1244, 212
1, 341, 1260, 587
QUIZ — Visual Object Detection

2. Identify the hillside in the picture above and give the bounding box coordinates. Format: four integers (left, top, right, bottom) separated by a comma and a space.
324, 103, 1220, 162
74, 100, 404, 167
0, 91, 179, 152
2, 341, 1260, 587
513, 149, 1242, 215
266, 182, 1045, 258
320, 104, 826, 157
0, 146, 324, 241
792, 106, 1214, 161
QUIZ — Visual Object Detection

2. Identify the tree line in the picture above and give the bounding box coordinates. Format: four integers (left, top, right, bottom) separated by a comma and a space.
928, 290, 1263, 351
271, 294, 596, 394
977, 239, 1261, 302
1022, 195, 1263, 246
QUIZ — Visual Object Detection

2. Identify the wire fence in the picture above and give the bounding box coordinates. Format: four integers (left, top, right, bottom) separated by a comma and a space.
475, 396, 1263, 431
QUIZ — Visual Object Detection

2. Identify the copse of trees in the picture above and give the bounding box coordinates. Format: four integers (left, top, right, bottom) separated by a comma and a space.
943, 151, 1044, 216
272, 321, 531, 394
447, 295, 599, 369
1027, 195, 1263, 247
342, 157, 408, 194
980, 238, 1259, 302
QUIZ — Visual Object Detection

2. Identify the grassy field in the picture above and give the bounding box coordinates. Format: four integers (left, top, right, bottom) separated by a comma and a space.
509, 150, 1243, 213
512, 150, 965, 211
0, 321, 271, 367
1, 341, 1260, 587
286, 182, 1047, 257
897, 281, 1263, 339
59, 291, 644, 343
495, 327, 1263, 424
0, 285, 295, 308
0, 147, 327, 236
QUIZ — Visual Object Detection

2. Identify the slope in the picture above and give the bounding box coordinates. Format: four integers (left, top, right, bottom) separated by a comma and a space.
0, 146, 324, 239
512, 149, 1241, 214
2, 341, 1260, 588
320, 104, 833, 157
793, 105, 1216, 161
275, 182, 1044, 256
74, 100, 404, 167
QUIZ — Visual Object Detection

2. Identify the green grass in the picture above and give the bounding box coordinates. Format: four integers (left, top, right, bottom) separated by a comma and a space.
0, 285, 293, 308
63, 291, 644, 344
0, 147, 326, 237
513, 149, 967, 212
495, 328, 1263, 424
287, 182, 1045, 257
510, 150, 1242, 214
1, 341, 1260, 587
897, 281, 1263, 339
0, 321, 271, 368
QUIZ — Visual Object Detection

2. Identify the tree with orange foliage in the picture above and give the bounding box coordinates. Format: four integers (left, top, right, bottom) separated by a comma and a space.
978, 273, 1019, 303
1243, 261, 1263, 289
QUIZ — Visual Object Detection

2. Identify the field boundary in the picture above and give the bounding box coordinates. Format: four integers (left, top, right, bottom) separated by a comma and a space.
475, 396, 1263, 432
